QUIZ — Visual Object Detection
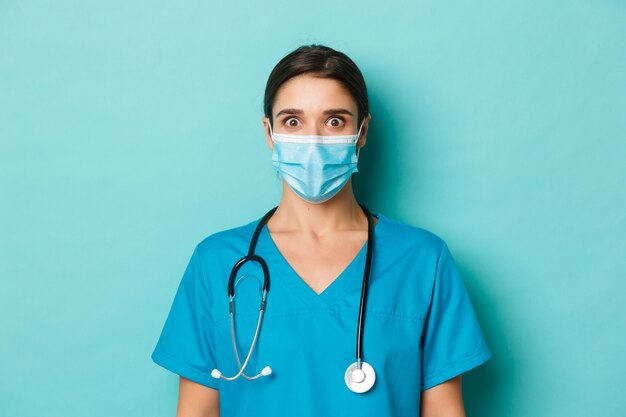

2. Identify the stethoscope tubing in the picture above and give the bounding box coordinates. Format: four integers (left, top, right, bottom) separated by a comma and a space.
222, 291, 267, 381
216, 204, 375, 391
355, 204, 373, 369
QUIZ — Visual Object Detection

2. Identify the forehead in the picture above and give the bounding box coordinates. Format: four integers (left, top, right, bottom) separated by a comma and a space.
273, 74, 357, 115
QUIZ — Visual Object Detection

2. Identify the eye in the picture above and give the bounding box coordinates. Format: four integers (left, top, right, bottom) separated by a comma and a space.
283, 117, 301, 128
327, 117, 345, 128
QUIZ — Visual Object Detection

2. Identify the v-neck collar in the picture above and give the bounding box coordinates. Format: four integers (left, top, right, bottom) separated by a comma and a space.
256, 213, 386, 308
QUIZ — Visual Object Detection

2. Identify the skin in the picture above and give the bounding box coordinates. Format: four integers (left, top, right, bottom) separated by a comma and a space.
262, 73, 376, 295
176, 73, 466, 417
177, 377, 219, 417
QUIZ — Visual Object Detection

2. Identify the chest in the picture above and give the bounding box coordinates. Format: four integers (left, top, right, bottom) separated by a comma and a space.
269, 230, 368, 295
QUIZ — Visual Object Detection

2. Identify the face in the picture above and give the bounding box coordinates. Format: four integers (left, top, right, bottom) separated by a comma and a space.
263, 74, 371, 150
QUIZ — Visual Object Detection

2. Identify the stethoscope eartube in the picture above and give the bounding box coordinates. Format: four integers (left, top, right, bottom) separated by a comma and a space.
211, 207, 277, 381
212, 205, 376, 393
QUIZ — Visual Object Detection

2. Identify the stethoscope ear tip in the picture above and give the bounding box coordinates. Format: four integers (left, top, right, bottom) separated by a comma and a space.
261, 365, 273, 376
211, 369, 222, 379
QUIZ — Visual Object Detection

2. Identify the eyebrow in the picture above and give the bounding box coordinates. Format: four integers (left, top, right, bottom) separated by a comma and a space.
275, 108, 303, 118
324, 108, 354, 116
274, 108, 354, 118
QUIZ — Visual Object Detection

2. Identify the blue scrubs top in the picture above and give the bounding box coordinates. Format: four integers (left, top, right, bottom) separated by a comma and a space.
151, 212, 492, 416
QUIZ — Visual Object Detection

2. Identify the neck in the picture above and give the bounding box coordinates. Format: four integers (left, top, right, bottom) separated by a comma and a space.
268, 178, 367, 235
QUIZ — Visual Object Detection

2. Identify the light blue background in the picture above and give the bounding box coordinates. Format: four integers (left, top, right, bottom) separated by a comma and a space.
1, 1, 624, 416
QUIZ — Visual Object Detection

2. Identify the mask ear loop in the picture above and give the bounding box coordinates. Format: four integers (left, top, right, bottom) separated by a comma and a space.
267, 119, 276, 143
355, 119, 365, 160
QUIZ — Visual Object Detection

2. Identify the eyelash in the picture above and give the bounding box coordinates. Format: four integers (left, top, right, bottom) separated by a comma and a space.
282, 117, 298, 127
328, 116, 346, 126
282, 116, 346, 127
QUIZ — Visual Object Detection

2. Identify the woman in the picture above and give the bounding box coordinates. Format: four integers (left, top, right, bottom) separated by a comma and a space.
151, 44, 492, 417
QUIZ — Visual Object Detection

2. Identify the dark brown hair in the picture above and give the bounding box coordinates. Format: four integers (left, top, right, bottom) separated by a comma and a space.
263, 44, 369, 127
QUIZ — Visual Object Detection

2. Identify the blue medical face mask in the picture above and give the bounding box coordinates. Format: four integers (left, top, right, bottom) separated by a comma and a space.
268, 119, 365, 204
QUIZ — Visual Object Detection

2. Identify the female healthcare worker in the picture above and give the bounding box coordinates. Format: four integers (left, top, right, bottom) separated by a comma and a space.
151, 44, 492, 417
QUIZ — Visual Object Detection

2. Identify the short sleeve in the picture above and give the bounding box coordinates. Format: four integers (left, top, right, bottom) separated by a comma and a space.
420, 242, 492, 390
151, 244, 219, 389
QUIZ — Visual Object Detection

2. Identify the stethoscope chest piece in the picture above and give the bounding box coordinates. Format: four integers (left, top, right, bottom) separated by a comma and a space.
345, 361, 376, 393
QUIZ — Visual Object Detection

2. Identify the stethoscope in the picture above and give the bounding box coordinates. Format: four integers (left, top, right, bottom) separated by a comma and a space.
211, 204, 377, 393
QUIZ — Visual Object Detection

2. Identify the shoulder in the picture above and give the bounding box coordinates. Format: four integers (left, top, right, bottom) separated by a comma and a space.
194, 216, 260, 260
377, 213, 447, 259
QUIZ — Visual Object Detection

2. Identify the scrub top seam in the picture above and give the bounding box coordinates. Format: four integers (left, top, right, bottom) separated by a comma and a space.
422, 239, 448, 324
423, 344, 490, 379
421, 344, 492, 389
193, 244, 212, 299
212, 305, 426, 325
151, 347, 219, 389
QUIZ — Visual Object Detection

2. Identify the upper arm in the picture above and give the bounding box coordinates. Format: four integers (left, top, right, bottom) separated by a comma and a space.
151, 244, 220, 388
420, 242, 492, 390
177, 376, 220, 417
420, 375, 465, 417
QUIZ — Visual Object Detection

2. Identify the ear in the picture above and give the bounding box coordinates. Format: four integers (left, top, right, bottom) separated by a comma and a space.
356, 113, 372, 151
263, 116, 274, 150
